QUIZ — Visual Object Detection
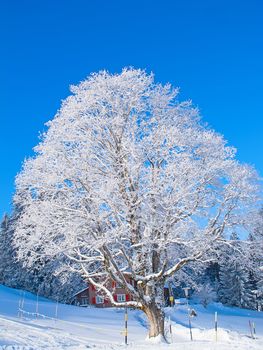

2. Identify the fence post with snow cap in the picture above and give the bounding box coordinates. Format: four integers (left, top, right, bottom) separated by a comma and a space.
215, 312, 218, 342
55, 297, 59, 320
36, 292, 39, 319
17, 298, 21, 318
249, 320, 254, 339
20, 291, 25, 319
21, 291, 25, 310
169, 316, 173, 342
188, 310, 193, 341
124, 305, 128, 345
183, 287, 193, 341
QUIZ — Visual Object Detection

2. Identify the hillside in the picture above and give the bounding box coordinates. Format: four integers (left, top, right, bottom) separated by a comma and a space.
0, 284, 262, 349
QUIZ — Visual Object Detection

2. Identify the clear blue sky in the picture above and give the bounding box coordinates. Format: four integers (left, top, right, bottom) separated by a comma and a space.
1, 0, 262, 216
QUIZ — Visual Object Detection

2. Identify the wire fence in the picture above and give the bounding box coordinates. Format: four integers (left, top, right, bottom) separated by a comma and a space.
18, 308, 56, 320
17, 298, 128, 334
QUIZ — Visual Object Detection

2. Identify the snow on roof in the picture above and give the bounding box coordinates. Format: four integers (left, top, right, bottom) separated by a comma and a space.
72, 286, 89, 297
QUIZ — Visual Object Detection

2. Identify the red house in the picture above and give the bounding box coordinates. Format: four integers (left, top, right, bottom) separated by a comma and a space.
72, 276, 134, 307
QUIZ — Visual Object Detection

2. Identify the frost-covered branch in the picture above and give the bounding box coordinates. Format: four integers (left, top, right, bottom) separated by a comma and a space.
12, 68, 260, 338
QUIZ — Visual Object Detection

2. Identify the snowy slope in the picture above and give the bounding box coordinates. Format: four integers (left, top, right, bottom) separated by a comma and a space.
0, 284, 262, 349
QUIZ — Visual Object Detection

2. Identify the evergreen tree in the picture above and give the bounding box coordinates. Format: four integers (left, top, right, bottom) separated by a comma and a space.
218, 235, 261, 310
0, 206, 85, 303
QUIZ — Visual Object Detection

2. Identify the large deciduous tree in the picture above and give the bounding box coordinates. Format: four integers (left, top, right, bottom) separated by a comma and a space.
13, 69, 259, 339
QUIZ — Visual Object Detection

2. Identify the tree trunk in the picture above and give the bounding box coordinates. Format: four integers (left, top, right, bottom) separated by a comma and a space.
143, 303, 165, 339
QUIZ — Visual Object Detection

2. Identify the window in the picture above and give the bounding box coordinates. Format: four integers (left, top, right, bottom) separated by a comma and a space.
96, 295, 104, 304
81, 297, 88, 305
116, 282, 122, 288
117, 294, 126, 302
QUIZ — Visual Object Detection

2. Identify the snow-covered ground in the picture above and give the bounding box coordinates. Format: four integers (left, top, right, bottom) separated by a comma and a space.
0, 284, 262, 349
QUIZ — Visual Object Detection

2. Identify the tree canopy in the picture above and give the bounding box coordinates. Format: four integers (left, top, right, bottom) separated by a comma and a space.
13, 68, 260, 338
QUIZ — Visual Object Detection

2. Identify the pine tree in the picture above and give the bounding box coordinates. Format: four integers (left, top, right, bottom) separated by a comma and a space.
0, 206, 85, 303
0, 213, 10, 283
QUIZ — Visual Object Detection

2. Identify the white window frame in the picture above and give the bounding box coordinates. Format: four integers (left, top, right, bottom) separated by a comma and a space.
117, 294, 126, 302
96, 295, 104, 304
81, 297, 88, 305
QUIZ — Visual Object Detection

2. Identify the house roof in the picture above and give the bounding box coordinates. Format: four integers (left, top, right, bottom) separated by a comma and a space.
72, 286, 89, 297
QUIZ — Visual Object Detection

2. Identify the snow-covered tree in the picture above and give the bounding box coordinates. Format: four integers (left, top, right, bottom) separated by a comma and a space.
257, 267, 263, 311
13, 69, 259, 339
193, 282, 217, 307
250, 209, 263, 310
217, 223, 263, 310
0, 206, 84, 303
218, 257, 253, 308
0, 210, 25, 287
0, 213, 11, 283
